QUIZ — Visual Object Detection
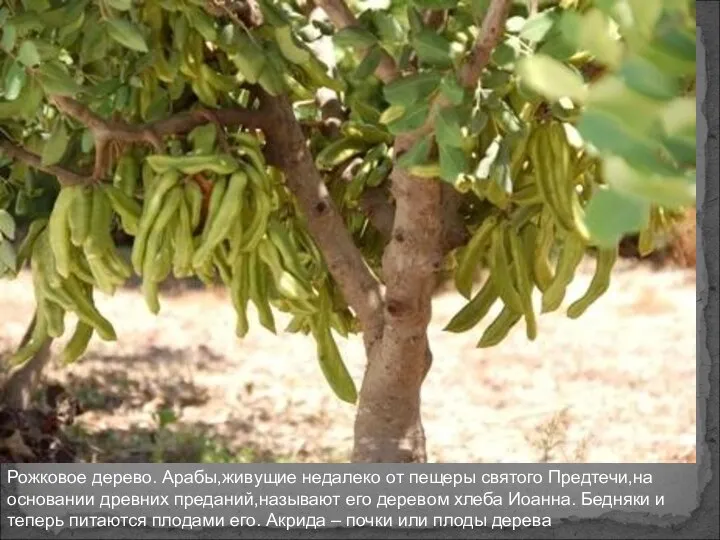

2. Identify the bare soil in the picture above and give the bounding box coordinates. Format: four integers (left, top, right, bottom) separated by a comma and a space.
0, 258, 697, 464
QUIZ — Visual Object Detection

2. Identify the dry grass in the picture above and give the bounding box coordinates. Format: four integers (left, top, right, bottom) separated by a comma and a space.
0, 257, 697, 464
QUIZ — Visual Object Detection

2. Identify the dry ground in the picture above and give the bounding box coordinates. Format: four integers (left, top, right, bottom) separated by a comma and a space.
0, 258, 697, 464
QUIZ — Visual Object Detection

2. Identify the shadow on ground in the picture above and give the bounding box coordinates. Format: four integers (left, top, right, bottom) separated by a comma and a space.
0, 345, 298, 464
66, 419, 286, 464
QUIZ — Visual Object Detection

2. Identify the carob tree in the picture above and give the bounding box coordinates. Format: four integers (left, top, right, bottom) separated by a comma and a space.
0, 0, 696, 462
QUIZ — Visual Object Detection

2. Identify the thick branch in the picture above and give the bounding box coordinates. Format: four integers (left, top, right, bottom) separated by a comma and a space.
0, 139, 89, 186
259, 93, 384, 349
381, 173, 443, 335
314, 0, 398, 83
459, 0, 513, 89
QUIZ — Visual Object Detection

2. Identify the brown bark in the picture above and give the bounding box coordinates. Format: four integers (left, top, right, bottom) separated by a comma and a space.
353, 168, 443, 463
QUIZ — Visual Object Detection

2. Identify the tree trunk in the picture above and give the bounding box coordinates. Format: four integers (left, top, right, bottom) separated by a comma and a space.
352, 169, 440, 463
1, 316, 53, 408
352, 339, 432, 463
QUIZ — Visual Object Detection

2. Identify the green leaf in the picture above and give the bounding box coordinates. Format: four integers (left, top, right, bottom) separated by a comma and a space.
397, 136, 432, 169
661, 97, 696, 137
106, 0, 132, 10
18, 77, 44, 119
576, 8, 623, 69
379, 104, 405, 125
145, 91, 170, 123
520, 10, 558, 42
0, 100, 21, 120
660, 97, 695, 166
516, 54, 587, 104
80, 20, 109, 65
31, 40, 61, 62
0, 209, 15, 240
603, 155, 695, 208
662, 138, 695, 168
585, 75, 665, 137
333, 27, 377, 49
577, 110, 680, 176
626, 0, 663, 41
643, 24, 695, 77
87, 78, 123, 99
383, 72, 442, 106
4, 61, 26, 101
370, 11, 404, 45
537, 27, 577, 61
584, 187, 650, 247
440, 74, 466, 105
37, 61, 81, 96
0, 239, 16, 272
353, 45, 383, 80
41, 120, 70, 166
469, 109, 488, 135
655, 23, 696, 62
0, 23, 16, 52
17, 40, 41, 67
412, 30, 453, 68
435, 106, 465, 148
619, 55, 680, 101
7, 12, 44, 35
22, 0, 51, 12
39, 0, 88, 28
386, 102, 429, 134
439, 143, 468, 183
407, 6, 424, 35
106, 18, 149, 53
492, 38, 522, 70
186, 7, 217, 42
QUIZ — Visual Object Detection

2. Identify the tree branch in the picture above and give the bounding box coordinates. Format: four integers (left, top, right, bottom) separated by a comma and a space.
459, 0, 513, 89
313, 0, 398, 83
259, 92, 385, 349
51, 96, 269, 179
0, 139, 90, 186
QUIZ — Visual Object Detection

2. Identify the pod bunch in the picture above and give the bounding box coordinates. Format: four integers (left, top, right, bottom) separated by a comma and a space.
8, 221, 117, 367
10, 122, 360, 402
446, 119, 622, 347
127, 124, 358, 402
